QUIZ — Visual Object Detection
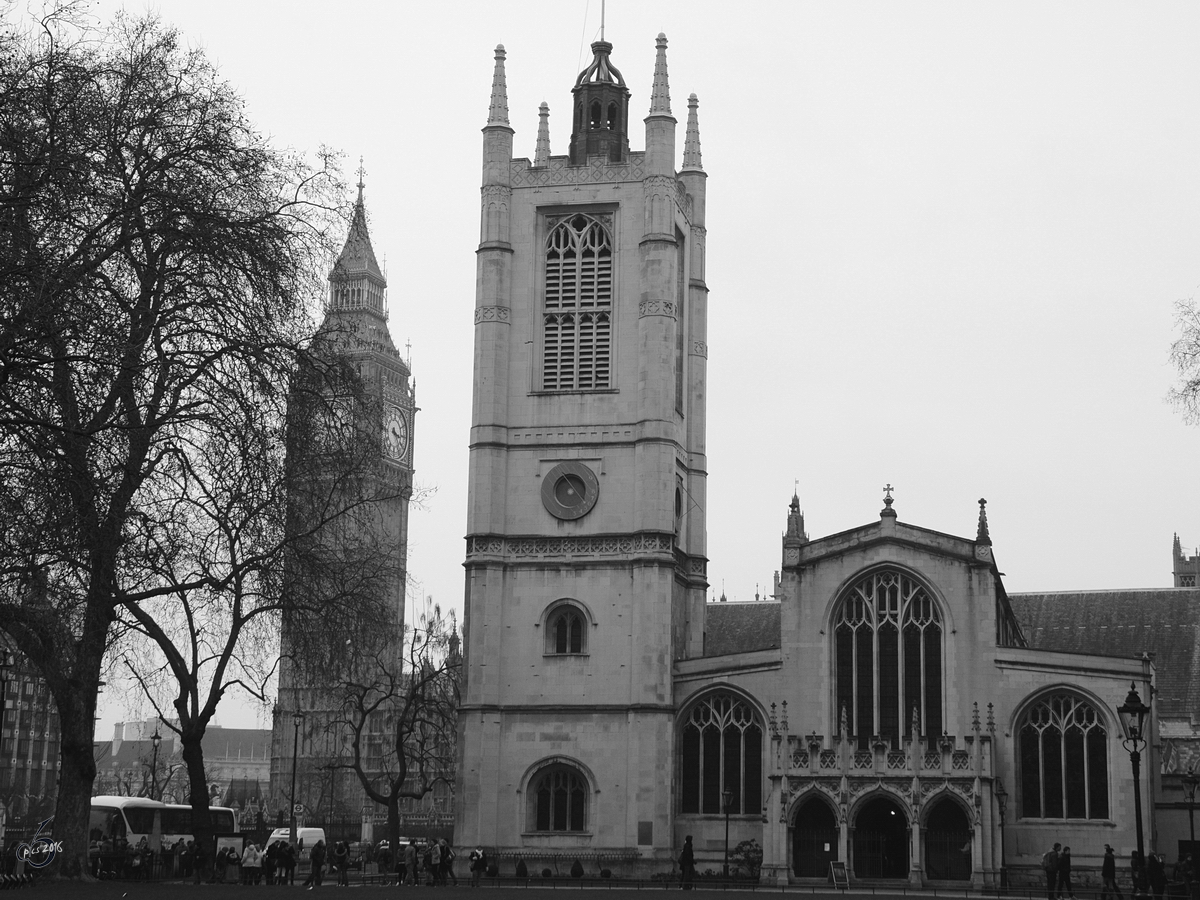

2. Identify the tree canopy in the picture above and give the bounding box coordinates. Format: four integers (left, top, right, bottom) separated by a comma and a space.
0, 9, 344, 875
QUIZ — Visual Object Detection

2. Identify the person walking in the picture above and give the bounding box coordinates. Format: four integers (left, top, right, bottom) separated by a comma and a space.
1057, 846, 1075, 900
1149, 852, 1167, 900
1101, 844, 1124, 900
1042, 844, 1061, 900
429, 840, 442, 886
679, 835, 696, 890
404, 841, 418, 886
439, 839, 457, 886
334, 841, 350, 887
468, 847, 486, 887
304, 840, 326, 889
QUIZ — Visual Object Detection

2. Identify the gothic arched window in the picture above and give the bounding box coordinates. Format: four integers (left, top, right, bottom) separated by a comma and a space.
679, 692, 763, 815
1018, 693, 1109, 819
546, 604, 586, 655
542, 214, 613, 391
530, 764, 587, 832
833, 569, 942, 748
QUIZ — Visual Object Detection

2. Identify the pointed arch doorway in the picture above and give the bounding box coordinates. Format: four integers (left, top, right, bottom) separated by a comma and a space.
924, 798, 972, 881
853, 796, 909, 879
792, 797, 839, 878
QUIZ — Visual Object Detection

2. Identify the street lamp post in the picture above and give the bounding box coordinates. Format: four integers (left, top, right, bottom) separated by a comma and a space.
289, 711, 304, 845
150, 728, 162, 801
722, 788, 734, 879
1183, 770, 1199, 851
994, 778, 1008, 892
1119, 682, 1151, 897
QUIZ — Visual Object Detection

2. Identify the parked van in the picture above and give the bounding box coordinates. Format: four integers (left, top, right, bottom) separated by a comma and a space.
269, 826, 326, 855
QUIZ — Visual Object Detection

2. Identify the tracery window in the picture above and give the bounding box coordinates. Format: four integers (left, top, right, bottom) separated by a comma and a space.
680, 692, 763, 815
833, 569, 942, 748
530, 765, 587, 832
1018, 693, 1109, 819
542, 214, 613, 391
546, 605, 586, 655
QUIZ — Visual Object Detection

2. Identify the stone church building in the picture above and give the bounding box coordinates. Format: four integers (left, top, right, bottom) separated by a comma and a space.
455, 33, 1174, 888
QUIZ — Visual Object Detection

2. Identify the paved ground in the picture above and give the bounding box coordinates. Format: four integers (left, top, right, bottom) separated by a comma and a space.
12, 882, 1057, 900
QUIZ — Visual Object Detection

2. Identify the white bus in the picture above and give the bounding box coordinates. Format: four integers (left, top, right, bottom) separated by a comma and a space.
90, 796, 238, 849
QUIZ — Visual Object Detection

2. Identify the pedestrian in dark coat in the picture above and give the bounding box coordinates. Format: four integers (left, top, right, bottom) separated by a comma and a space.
1101, 844, 1124, 900
1149, 852, 1167, 900
1043, 844, 1061, 900
679, 835, 696, 890
1057, 846, 1075, 900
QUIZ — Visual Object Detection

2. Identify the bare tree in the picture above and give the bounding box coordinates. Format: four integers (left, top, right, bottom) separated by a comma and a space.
0, 10, 342, 876
1170, 298, 1200, 421
325, 600, 460, 855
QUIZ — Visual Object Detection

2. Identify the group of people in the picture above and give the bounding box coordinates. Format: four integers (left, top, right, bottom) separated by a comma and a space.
1046, 842, 1198, 900
211, 839, 298, 885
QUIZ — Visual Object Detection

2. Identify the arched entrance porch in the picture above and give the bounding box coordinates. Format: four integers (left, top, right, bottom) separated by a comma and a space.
792, 796, 838, 878
924, 797, 972, 881
852, 796, 909, 879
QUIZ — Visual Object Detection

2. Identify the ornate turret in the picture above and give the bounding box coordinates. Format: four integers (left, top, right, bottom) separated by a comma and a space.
329, 176, 386, 320
534, 102, 551, 167
568, 40, 630, 165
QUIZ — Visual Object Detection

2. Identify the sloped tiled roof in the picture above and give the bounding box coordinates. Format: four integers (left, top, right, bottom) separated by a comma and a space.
1009, 589, 1200, 719
202, 727, 271, 762
704, 602, 781, 657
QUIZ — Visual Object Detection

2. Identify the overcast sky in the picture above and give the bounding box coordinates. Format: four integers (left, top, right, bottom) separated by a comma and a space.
75, 0, 1200, 730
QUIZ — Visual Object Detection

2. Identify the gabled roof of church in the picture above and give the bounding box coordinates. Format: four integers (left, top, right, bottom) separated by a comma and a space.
332, 183, 383, 282
1009, 588, 1200, 719
704, 602, 781, 657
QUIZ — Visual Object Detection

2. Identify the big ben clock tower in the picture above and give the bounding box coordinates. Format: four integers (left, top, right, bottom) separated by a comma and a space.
456, 35, 708, 875
270, 175, 415, 815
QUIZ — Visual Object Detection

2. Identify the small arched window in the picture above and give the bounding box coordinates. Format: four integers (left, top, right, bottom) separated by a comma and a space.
530, 764, 587, 832
589, 101, 602, 128
606, 102, 617, 130
545, 604, 586, 655
679, 692, 763, 815
1018, 693, 1109, 819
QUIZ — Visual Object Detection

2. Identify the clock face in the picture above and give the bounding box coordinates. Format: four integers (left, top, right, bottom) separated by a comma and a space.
382, 404, 408, 461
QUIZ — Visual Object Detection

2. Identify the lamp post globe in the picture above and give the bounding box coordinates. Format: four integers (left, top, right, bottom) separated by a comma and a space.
150, 729, 162, 801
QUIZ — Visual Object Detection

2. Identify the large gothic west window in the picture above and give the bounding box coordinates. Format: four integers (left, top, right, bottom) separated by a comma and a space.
1018, 693, 1109, 819
834, 569, 943, 748
542, 214, 613, 391
680, 692, 763, 815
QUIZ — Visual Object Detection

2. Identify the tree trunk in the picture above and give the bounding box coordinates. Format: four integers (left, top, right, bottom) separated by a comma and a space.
51, 718, 98, 879
387, 794, 401, 872
181, 728, 214, 880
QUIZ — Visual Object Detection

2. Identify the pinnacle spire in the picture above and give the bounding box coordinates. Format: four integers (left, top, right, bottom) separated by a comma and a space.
534, 102, 551, 167
648, 33, 671, 116
682, 93, 703, 170
334, 179, 382, 282
977, 498, 991, 545
487, 44, 509, 127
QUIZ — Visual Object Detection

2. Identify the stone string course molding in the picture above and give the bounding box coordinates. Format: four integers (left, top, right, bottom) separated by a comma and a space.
510, 155, 694, 219
467, 532, 679, 560
474, 306, 511, 324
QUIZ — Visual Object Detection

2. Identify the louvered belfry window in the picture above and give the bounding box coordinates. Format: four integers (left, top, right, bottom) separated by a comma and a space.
543, 213, 613, 391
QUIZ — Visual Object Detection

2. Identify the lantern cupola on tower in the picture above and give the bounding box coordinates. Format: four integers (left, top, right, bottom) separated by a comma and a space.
569, 40, 630, 165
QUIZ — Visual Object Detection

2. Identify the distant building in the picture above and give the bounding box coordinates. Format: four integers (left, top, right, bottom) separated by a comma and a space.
94, 719, 270, 812
0, 639, 60, 823
269, 178, 416, 820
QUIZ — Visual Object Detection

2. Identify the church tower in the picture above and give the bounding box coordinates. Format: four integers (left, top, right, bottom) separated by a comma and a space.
457, 36, 708, 873
270, 177, 416, 818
